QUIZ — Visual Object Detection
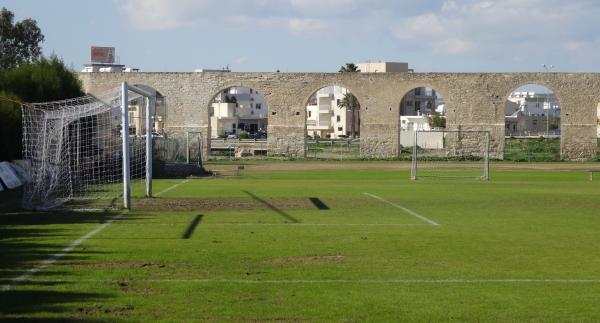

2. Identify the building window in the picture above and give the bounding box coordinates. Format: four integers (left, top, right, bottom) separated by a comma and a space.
407, 101, 413, 107
308, 111, 312, 118
336, 116, 341, 122
250, 103, 254, 109
256, 103, 261, 109
338, 127, 343, 131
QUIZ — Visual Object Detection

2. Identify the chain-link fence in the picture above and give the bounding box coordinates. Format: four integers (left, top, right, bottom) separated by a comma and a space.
306, 139, 360, 160
153, 132, 204, 164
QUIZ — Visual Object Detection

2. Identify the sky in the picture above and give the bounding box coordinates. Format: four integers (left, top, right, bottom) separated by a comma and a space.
4, 0, 600, 73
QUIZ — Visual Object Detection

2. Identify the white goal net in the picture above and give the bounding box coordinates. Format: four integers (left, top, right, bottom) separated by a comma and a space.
21, 86, 150, 210
410, 129, 490, 180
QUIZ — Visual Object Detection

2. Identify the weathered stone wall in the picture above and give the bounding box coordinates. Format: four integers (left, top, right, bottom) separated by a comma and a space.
78, 71, 600, 161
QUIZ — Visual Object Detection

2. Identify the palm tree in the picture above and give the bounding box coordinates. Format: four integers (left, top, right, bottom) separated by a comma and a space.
338, 63, 360, 73
337, 63, 361, 138
338, 92, 360, 138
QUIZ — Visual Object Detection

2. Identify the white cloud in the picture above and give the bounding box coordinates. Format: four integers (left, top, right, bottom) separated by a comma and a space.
391, 0, 600, 59
288, 18, 328, 34
119, 0, 600, 68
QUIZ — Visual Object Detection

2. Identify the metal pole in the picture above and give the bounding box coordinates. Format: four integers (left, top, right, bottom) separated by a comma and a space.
186, 131, 190, 164
411, 130, 417, 180
484, 131, 490, 181
121, 82, 131, 209
145, 96, 153, 198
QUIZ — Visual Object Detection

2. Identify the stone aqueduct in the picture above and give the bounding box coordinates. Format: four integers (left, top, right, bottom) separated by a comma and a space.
78, 72, 600, 160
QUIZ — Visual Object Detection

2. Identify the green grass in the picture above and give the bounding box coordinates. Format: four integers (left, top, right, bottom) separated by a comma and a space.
504, 138, 561, 162
2, 163, 600, 321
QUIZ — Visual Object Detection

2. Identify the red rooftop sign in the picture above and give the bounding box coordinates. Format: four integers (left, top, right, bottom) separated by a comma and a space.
91, 46, 115, 64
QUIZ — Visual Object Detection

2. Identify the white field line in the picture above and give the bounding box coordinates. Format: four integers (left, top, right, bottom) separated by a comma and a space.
114, 223, 429, 227
155, 179, 190, 197
0, 212, 125, 293
363, 192, 440, 226
7, 278, 600, 284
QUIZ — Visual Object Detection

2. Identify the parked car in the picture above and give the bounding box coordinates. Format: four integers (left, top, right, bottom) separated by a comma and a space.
227, 133, 238, 139
251, 131, 267, 139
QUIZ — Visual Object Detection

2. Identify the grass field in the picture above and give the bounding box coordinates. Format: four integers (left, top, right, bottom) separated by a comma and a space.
1, 162, 600, 321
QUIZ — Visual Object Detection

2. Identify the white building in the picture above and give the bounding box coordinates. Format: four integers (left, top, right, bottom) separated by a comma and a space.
506, 92, 560, 117
505, 91, 561, 136
128, 85, 167, 136
400, 87, 439, 117
356, 62, 411, 73
306, 86, 359, 139
210, 87, 268, 137
400, 115, 431, 131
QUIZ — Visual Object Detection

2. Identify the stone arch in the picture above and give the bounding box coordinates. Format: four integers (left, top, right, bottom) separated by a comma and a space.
206, 82, 270, 157
396, 84, 448, 156
502, 82, 561, 160
303, 82, 361, 139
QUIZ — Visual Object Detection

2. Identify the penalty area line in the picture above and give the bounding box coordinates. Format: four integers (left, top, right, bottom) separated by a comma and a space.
0, 212, 126, 293
363, 192, 440, 226
155, 179, 190, 197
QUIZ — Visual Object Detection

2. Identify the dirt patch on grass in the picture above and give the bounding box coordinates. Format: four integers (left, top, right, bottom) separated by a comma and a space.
76, 304, 134, 316
133, 197, 312, 211
266, 255, 346, 265
70, 261, 168, 269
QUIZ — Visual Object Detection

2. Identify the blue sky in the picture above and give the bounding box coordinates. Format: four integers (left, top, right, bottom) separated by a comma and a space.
4, 0, 600, 73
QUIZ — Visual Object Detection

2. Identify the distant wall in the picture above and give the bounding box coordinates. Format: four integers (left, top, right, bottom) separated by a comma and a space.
78, 72, 600, 160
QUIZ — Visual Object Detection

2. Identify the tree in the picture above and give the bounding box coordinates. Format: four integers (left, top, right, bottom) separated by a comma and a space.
0, 8, 45, 69
338, 92, 361, 138
428, 112, 446, 129
0, 56, 83, 160
0, 92, 22, 161
338, 63, 361, 138
338, 63, 360, 73
0, 55, 83, 102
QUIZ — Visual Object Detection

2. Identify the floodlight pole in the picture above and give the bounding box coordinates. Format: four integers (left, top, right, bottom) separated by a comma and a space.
146, 96, 153, 198
121, 82, 131, 209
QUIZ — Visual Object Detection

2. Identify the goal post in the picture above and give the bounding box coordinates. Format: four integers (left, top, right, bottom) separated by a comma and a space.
121, 82, 155, 209
410, 129, 490, 181
21, 82, 155, 210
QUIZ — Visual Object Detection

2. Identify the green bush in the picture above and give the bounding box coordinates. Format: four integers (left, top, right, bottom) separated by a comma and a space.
0, 56, 83, 160
0, 91, 22, 161
238, 131, 249, 139
0, 56, 82, 102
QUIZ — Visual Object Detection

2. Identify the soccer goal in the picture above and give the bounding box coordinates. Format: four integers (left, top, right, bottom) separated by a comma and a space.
21, 82, 155, 210
410, 129, 490, 180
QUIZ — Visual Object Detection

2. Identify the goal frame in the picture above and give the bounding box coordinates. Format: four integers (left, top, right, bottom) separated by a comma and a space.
410, 129, 490, 181
121, 82, 155, 209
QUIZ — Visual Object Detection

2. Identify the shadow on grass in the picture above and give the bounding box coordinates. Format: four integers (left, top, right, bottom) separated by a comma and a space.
242, 190, 300, 223
182, 214, 203, 239
309, 197, 329, 210
0, 206, 140, 320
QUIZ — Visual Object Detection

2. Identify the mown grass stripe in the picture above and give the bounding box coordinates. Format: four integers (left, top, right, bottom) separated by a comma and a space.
0, 212, 125, 293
